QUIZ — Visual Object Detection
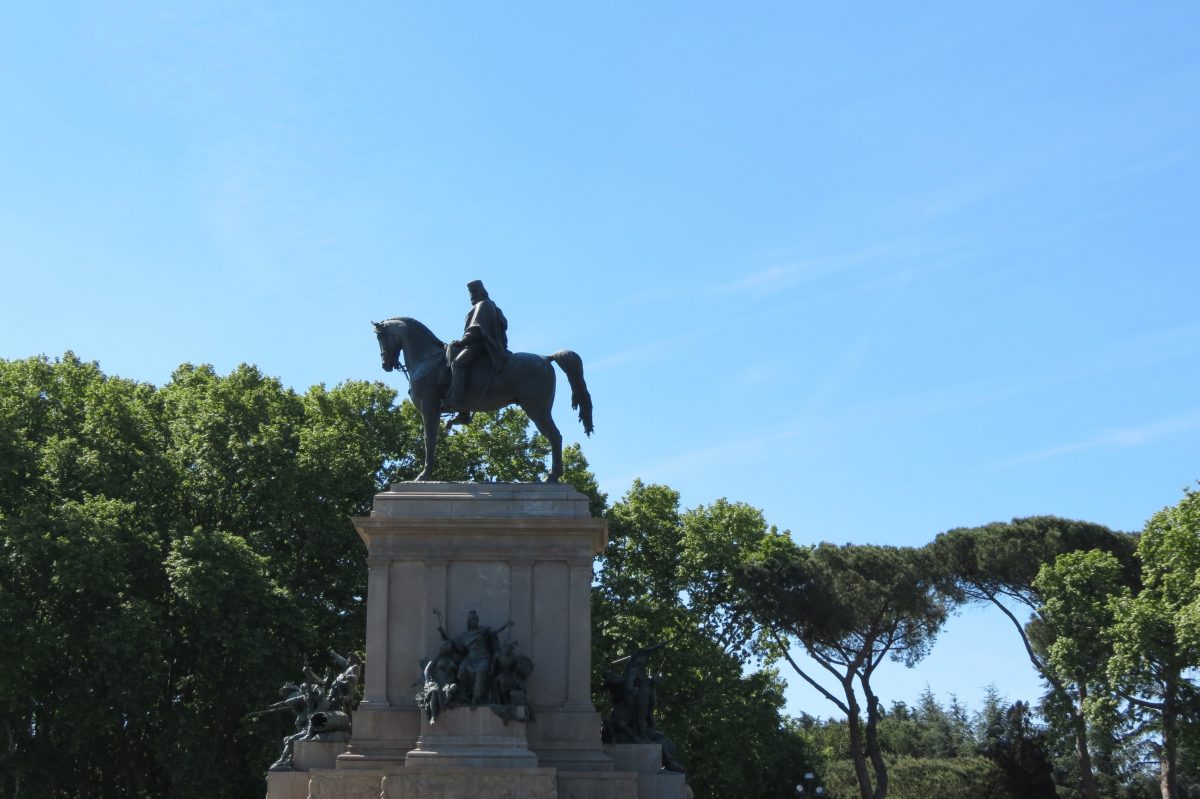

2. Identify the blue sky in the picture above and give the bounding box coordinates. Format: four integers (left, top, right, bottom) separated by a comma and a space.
3, 2, 1198, 719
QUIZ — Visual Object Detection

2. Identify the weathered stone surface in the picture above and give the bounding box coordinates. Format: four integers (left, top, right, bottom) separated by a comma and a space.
311, 483, 685, 798
556, 770, 639, 799
371, 483, 596, 520
406, 706, 537, 769
338, 706, 420, 768
382, 766, 558, 799
265, 771, 311, 799
530, 708, 613, 772
294, 737, 349, 772
604, 744, 690, 799
604, 744, 661, 776
307, 769, 384, 799
653, 772, 688, 799
347, 483, 609, 772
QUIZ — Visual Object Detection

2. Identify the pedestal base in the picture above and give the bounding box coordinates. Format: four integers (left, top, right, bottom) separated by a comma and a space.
337, 705, 420, 769
308, 768, 386, 799
266, 771, 311, 799
301, 484, 690, 799
384, 766, 557, 799
406, 706, 537, 769
605, 745, 691, 799
295, 736, 349, 771
556, 770, 640, 799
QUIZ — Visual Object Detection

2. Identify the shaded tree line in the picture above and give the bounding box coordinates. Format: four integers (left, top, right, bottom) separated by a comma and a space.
0, 354, 810, 798
0, 353, 595, 797
2, 353, 1198, 798
797, 687, 1057, 799
735, 502, 1200, 799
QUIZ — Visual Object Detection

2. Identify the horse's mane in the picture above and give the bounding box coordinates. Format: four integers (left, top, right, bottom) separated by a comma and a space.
384, 316, 441, 338
381, 316, 445, 347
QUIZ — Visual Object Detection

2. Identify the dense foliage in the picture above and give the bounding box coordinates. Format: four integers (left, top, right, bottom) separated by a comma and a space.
0, 355, 808, 799
2, 353, 1197, 799
593, 481, 812, 797
739, 540, 949, 799
0, 354, 581, 797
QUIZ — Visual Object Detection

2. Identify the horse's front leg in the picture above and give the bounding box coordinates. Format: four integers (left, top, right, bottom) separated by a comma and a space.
416, 405, 441, 481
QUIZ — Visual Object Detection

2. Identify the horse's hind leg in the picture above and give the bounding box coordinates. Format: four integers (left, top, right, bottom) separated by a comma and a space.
528, 409, 563, 483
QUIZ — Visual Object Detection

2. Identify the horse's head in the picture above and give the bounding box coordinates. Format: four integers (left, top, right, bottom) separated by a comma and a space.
372, 320, 401, 372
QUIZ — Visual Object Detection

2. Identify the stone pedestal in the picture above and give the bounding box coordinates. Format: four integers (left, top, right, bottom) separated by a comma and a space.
605, 745, 690, 799
406, 706, 537, 768
283, 483, 689, 799
294, 735, 349, 771
340, 483, 608, 772
265, 771, 311, 799
308, 768, 386, 799
383, 766, 558, 798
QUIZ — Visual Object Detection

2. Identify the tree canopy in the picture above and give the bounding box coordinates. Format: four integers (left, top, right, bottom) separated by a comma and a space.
0, 353, 589, 798
739, 539, 950, 799
3, 353, 1197, 799
593, 480, 812, 798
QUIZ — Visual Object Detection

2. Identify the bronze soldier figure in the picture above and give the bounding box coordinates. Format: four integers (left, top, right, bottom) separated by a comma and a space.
443, 280, 509, 412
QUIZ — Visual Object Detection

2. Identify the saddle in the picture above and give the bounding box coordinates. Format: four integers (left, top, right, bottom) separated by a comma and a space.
438, 345, 507, 409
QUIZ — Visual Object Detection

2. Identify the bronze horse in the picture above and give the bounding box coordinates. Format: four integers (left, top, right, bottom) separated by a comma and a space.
373, 317, 593, 482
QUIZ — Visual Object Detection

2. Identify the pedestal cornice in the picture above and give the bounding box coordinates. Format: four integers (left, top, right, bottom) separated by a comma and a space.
352, 515, 607, 558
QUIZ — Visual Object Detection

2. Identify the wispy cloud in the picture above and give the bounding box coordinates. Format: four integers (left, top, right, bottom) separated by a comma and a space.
600, 428, 785, 490
799, 320, 1200, 442
1002, 409, 1200, 466
707, 238, 929, 299
588, 333, 691, 372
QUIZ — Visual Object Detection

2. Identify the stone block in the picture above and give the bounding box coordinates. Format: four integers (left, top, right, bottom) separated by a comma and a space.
347, 482, 610, 777
337, 706, 420, 768
405, 706, 537, 769
294, 737, 349, 771
655, 772, 688, 799
382, 766, 557, 798
603, 745, 692, 799
632, 770, 689, 799
530, 707, 614, 771
265, 770, 311, 799
372, 483, 595, 520
556, 770, 639, 799
307, 768, 385, 799
604, 744, 661, 775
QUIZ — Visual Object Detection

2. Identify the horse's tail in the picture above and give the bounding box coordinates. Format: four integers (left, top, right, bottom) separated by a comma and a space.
547, 350, 593, 436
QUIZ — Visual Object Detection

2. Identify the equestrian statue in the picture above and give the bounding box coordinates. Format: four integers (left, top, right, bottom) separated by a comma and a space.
372, 280, 593, 483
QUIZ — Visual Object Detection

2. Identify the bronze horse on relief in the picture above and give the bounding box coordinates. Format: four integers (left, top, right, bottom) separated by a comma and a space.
373, 317, 593, 482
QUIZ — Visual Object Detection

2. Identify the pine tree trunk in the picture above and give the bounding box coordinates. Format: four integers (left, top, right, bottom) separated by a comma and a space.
1161, 677, 1178, 799
1074, 684, 1099, 799
864, 691, 889, 799
844, 687, 874, 799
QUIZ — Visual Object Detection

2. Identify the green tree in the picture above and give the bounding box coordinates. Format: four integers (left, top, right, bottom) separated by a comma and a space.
593, 481, 812, 799
976, 694, 1057, 799
739, 540, 949, 799
158, 530, 302, 798
0, 355, 172, 798
821, 755, 1008, 799
1032, 547, 1132, 797
0, 354, 584, 798
1107, 486, 1200, 799
933, 516, 1139, 799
